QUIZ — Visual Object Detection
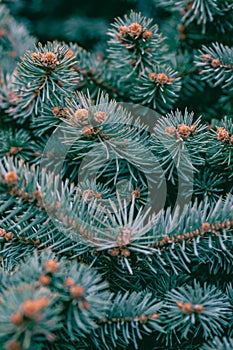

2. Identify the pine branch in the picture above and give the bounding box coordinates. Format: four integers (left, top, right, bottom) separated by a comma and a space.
162, 280, 231, 342
0, 3, 35, 73
201, 337, 233, 350
8, 41, 79, 122
195, 43, 233, 91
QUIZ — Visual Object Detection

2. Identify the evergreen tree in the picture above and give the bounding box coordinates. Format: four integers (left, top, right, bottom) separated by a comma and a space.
0, 0, 232, 349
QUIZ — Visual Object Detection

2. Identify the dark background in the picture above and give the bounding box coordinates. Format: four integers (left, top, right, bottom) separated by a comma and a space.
6, 0, 166, 51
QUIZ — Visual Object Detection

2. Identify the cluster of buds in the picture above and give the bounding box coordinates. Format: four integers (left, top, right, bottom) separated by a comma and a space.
52, 106, 70, 118
7, 146, 23, 156
178, 24, 186, 41
74, 110, 107, 126
65, 277, 89, 309
10, 297, 49, 325
101, 312, 159, 325
176, 301, 204, 315
82, 189, 102, 202
108, 247, 131, 258
165, 123, 197, 140
200, 54, 223, 68
180, 1, 194, 16
149, 72, 174, 85
217, 126, 233, 145
135, 313, 159, 323
3, 179, 44, 209
31, 51, 59, 69
39, 259, 59, 286
0, 229, 14, 241
153, 220, 233, 249
117, 22, 152, 41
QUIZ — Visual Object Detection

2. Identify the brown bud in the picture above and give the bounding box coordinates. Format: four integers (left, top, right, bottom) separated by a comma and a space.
5, 340, 22, 350
0, 29, 6, 37
116, 227, 132, 246
82, 125, 94, 136
179, 33, 186, 41
211, 59, 220, 68
178, 24, 186, 32
118, 26, 129, 36
61, 107, 70, 117
70, 285, 85, 298
143, 30, 152, 40
165, 126, 176, 135
121, 249, 131, 257
7, 91, 18, 104
94, 111, 107, 124
176, 301, 184, 308
149, 72, 174, 85
149, 72, 157, 82
181, 303, 194, 314
200, 54, 212, 62
156, 73, 169, 84
82, 300, 90, 309
21, 297, 49, 318
150, 313, 159, 319
128, 23, 142, 36
10, 312, 24, 325
21, 300, 39, 317
132, 188, 140, 198
195, 304, 204, 313
9, 147, 22, 155
82, 189, 96, 201
0, 229, 6, 237
36, 297, 49, 309
44, 259, 59, 273
31, 52, 41, 61
34, 190, 42, 200
139, 314, 147, 323
109, 248, 119, 256
186, 2, 193, 10
177, 124, 191, 139
65, 49, 75, 58
96, 192, 103, 199
5, 232, 14, 241
39, 274, 51, 285
201, 222, 210, 232
5, 171, 18, 184
217, 127, 229, 142
9, 51, 17, 58
65, 277, 75, 287
41, 52, 58, 68
74, 109, 89, 124
52, 107, 61, 116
